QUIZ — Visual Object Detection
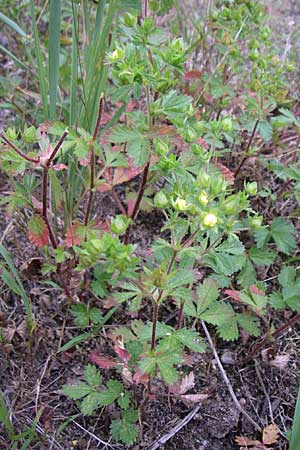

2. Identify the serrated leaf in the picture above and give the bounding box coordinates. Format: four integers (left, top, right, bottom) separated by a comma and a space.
97, 380, 123, 406
62, 382, 92, 400
81, 392, 100, 416
254, 228, 270, 249
204, 252, 246, 276
270, 218, 296, 255
174, 329, 205, 353
282, 285, 300, 311
237, 314, 260, 337
89, 307, 103, 324
215, 235, 245, 255
249, 247, 276, 266
237, 258, 256, 288
117, 391, 131, 409
268, 292, 285, 309
139, 321, 173, 340
70, 304, 90, 327
196, 278, 219, 315
278, 266, 296, 288
89, 351, 119, 369
28, 215, 49, 247
84, 364, 102, 387
110, 418, 138, 445
201, 302, 239, 341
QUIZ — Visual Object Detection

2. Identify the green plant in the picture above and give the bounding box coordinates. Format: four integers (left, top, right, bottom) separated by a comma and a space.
289, 386, 300, 450
0, 390, 43, 450
62, 364, 138, 445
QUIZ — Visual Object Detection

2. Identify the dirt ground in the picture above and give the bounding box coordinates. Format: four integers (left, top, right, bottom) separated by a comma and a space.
1, 1, 300, 450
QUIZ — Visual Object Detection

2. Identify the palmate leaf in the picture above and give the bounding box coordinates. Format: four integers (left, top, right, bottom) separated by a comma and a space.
110, 410, 139, 445
200, 302, 239, 341
270, 218, 296, 255
196, 278, 219, 315
28, 215, 49, 247
62, 382, 92, 400
81, 392, 101, 416
249, 247, 276, 266
203, 252, 246, 276
84, 364, 102, 387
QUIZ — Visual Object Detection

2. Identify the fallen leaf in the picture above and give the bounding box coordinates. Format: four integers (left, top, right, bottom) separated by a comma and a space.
235, 436, 263, 446
170, 372, 195, 395
262, 424, 279, 445
179, 393, 209, 405
269, 354, 290, 370
184, 70, 202, 80
224, 289, 242, 303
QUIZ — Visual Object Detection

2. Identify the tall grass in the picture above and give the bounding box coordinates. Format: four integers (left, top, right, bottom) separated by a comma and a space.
289, 387, 300, 450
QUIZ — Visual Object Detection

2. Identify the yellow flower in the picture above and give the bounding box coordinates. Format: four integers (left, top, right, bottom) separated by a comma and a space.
203, 213, 217, 228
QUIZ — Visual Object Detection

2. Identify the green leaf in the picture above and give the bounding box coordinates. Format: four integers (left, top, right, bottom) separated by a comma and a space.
240, 287, 267, 314
237, 259, 256, 288
278, 266, 296, 288
89, 307, 103, 324
117, 391, 131, 409
254, 228, 270, 249
62, 383, 92, 400
174, 329, 205, 353
249, 248, 276, 266
110, 417, 138, 445
268, 292, 285, 309
237, 314, 260, 337
81, 392, 100, 416
84, 364, 102, 387
200, 302, 239, 341
153, 91, 191, 119
97, 380, 123, 406
196, 278, 219, 315
139, 321, 173, 340
70, 304, 90, 327
270, 218, 296, 255
204, 252, 246, 276
215, 235, 245, 255
282, 285, 300, 311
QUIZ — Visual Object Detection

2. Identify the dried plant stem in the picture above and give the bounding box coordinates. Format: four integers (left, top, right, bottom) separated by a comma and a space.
234, 119, 259, 177
201, 320, 261, 432
84, 95, 104, 226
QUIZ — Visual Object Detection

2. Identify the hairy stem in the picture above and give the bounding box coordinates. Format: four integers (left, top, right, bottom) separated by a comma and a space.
0, 133, 39, 163
234, 119, 259, 177
84, 95, 104, 226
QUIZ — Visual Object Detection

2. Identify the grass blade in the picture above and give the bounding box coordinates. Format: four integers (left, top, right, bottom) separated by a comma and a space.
0, 11, 26, 37
0, 390, 14, 435
289, 386, 300, 450
70, 2, 79, 126
49, 0, 61, 119
0, 244, 34, 331
30, 0, 49, 118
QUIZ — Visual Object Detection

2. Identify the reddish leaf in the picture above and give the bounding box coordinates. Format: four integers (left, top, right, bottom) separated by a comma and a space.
224, 289, 242, 302
114, 340, 131, 363
113, 160, 145, 186
262, 424, 279, 445
65, 222, 84, 246
127, 198, 135, 217
184, 70, 202, 81
28, 215, 49, 247
133, 369, 150, 384
89, 351, 119, 369
249, 285, 265, 297
197, 137, 209, 149
214, 162, 235, 185
53, 163, 68, 171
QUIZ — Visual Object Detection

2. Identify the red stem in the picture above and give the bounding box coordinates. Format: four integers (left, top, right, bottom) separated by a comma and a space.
84, 96, 104, 226
112, 189, 127, 215
46, 129, 69, 167
0, 133, 39, 163
234, 119, 259, 178
124, 162, 150, 244
241, 311, 300, 364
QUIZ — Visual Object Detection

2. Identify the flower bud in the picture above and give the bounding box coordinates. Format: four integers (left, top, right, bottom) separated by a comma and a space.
23, 126, 36, 143
249, 48, 259, 61
198, 191, 208, 205
210, 177, 226, 195
245, 181, 258, 196
111, 215, 130, 235
123, 12, 137, 27
202, 212, 218, 228
172, 197, 189, 211
221, 117, 233, 132
221, 194, 240, 214
154, 191, 169, 208
5, 127, 17, 141
197, 171, 210, 188
249, 215, 263, 229
109, 48, 124, 61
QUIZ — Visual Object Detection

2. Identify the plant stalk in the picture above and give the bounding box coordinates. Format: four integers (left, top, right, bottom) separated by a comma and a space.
234, 119, 259, 177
